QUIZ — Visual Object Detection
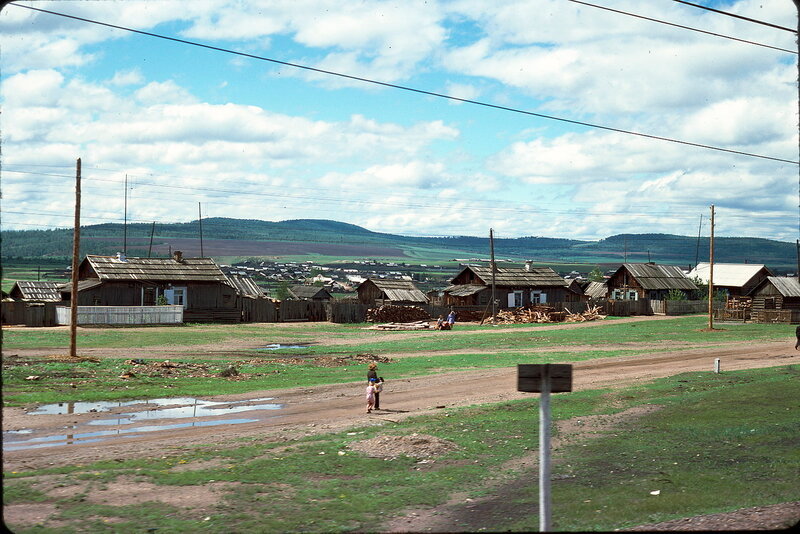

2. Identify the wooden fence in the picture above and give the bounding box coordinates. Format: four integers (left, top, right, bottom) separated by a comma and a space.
55, 305, 183, 325
327, 300, 369, 323
241, 298, 277, 323
752, 309, 800, 324
1, 301, 59, 326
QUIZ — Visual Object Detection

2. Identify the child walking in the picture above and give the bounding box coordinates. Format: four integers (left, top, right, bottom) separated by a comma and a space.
366, 378, 377, 413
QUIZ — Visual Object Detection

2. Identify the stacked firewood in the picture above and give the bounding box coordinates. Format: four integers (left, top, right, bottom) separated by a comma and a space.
485, 305, 563, 324
564, 305, 607, 322
366, 305, 431, 323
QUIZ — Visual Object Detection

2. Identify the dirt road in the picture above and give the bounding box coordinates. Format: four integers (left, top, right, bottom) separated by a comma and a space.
3, 336, 796, 472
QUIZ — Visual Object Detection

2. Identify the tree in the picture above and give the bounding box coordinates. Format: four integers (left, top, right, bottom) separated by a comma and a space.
588, 267, 605, 282
665, 289, 687, 301
275, 280, 291, 300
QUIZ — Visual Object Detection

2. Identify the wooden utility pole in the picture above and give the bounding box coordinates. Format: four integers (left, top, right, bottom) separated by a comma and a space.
69, 158, 81, 358
198, 202, 204, 257
490, 228, 497, 322
123, 174, 128, 255
148, 221, 156, 258
708, 204, 715, 330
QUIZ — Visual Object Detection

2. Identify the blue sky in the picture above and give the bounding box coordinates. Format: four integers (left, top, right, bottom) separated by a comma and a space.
1, 0, 797, 242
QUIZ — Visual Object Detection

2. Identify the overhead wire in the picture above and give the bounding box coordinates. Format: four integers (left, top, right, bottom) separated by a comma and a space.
567, 0, 795, 54
9, 2, 798, 166
672, 0, 797, 33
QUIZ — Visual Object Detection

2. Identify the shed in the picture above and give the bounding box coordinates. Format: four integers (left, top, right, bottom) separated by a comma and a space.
749, 276, 800, 323
357, 278, 428, 306
607, 263, 697, 301
289, 285, 333, 301
582, 281, 608, 300
688, 263, 773, 297
444, 265, 569, 308
61, 252, 240, 322
8, 281, 63, 302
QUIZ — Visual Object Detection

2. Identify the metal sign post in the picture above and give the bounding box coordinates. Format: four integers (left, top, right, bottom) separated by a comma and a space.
518, 364, 573, 532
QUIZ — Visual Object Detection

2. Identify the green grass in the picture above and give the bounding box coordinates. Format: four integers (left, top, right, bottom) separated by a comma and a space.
5, 366, 799, 532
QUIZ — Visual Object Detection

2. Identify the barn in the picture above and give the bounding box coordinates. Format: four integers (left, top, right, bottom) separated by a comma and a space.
444, 265, 569, 308
8, 281, 63, 302
688, 263, 773, 297
357, 278, 428, 306
288, 285, 333, 301
607, 263, 697, 301
749, 276, 800, 324
60, 252, 241, 322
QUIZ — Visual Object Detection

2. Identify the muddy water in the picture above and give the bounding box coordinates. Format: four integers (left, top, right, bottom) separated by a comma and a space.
3, 397, 284, 451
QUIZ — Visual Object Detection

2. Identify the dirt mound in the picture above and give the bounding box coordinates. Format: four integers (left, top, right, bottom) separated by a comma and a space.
348, 433, 458, 459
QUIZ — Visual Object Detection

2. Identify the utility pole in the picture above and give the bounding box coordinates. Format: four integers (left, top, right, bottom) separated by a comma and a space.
123, 174, 128, 255
490, 228, 497, 322
148, 221, 156, 258
69, 158, 81, 358
708, 204, 715, 331
198, 202, 204, 257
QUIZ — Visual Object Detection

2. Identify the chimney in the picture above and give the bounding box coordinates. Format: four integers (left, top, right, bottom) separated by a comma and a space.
116, 252, 127, 262
173, 250, 183, 263
525, 260, 532, 272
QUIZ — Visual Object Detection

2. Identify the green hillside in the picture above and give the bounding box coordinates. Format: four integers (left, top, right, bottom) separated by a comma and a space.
1, 218, 796, 272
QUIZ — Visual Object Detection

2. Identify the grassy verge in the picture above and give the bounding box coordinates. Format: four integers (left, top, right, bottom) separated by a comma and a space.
4, 366, 798, 532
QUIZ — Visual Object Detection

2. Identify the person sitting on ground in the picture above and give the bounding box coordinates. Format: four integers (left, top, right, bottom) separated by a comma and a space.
435, 315, 445, 330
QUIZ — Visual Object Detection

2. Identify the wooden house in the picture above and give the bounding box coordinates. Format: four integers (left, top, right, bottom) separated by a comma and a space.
688, 263, 773, 297
60, 252, 240, 322
444, 265, 569, 308
607, 263, 697, 300
288, 285, 333, 301
357, 278, 428, 306
8, 281, 63, 302
749, 276, 800, 323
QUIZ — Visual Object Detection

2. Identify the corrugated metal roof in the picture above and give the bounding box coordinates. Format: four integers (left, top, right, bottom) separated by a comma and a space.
688, 263, 771, 287
621, 263, 697, 291
458, 266, 568, 288
226, 274, 265, 298
767, 276, 800, 297
444, 284, 485, 297
86, 255, 228, 282
11, 281, 62, 301
366, 279, 428, 303
583, 281, 608, 299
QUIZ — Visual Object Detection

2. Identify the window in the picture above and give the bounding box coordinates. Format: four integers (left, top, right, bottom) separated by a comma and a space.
531, 290, 547, 304
164, 287, 188, 308
508, 290, 523, 307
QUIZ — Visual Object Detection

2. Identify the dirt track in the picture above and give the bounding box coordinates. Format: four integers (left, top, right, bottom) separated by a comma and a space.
3, 327, 796, 472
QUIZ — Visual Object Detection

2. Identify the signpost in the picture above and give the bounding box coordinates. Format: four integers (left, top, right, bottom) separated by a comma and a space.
518, 363, 573, 532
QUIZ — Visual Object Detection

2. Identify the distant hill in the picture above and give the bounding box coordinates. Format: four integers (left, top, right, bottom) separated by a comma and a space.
1, 218, 796, 273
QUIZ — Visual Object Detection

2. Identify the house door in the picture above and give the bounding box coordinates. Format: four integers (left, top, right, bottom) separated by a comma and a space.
142, 287, 157, 306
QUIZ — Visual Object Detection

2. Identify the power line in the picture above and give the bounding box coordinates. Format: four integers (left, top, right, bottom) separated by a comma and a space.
672, 0, 797, 33
10, 3, 798, 166
567, 0, 795, 54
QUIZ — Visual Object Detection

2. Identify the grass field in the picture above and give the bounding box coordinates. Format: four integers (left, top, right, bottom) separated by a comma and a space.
3, 366, 798, 532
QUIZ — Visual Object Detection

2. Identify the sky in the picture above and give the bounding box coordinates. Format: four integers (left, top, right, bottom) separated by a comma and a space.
1, 0, 797, 242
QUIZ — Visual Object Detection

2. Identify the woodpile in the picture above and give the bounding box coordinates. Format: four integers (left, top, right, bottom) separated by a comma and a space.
484, 305, 606, 324
366, 305, 431, 323
564, 305, 607, 322
367, 320, 432, 331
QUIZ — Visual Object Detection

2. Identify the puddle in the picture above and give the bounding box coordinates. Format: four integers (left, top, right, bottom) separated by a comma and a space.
258, 344, 310, 350
4, 397, 284, 451
3, 418, 262, 451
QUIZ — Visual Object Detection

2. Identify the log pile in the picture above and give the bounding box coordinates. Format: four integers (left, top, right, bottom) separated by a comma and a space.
564, 305, 607, 322
484, 305, 606, 324
367, 320, 432, 331
366, 305, 431, 323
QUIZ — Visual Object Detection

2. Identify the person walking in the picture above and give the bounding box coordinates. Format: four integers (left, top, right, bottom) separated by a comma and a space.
367, 362, 384, 409
795, 324, 800, 350
366, 379, 377, 413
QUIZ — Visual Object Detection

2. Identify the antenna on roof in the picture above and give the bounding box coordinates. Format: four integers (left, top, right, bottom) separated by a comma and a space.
694, 213, 703, 270
123, 174, 128, 255
147, 221, 155, 258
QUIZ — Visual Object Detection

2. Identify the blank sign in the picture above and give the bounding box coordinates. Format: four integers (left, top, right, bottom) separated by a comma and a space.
517, 364, 573, 393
